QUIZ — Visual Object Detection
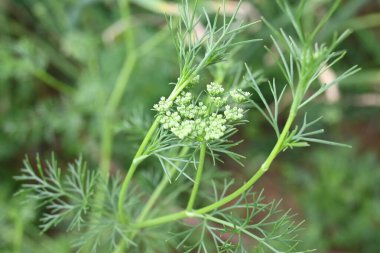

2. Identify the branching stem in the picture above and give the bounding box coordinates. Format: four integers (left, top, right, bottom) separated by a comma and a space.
114, 147, 191, 253
115, 3, 261, 221
133, 84, 303, 229
137, 147, 190, 222
116, 54, 210, 221
186, 143, 207, 211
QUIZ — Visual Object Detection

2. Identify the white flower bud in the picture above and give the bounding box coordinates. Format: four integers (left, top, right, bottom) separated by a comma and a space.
153, 96, 173, 113
207, 82, 224, 96
224, 106, 244, 121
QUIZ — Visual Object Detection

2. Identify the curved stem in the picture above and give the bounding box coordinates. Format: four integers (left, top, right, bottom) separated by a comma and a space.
186, 143, 207, 211
134, 99, 299, 229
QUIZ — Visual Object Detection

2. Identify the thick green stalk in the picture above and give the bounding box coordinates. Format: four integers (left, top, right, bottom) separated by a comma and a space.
116, 87, 187, 222
135, 210, 188, 228
93, 1, 136, 212
186, 143, 207, 211
195, 111, 296, 214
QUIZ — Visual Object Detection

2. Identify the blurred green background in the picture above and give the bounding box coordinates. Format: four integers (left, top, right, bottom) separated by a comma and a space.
0, 0, 379, 252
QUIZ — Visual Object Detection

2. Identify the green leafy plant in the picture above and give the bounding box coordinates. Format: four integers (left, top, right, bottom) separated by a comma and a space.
15, 0, 359, 252
284, 147, 380, 253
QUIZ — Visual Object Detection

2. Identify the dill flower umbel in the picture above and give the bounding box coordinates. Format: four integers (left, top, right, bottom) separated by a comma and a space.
154, 82, 249, 141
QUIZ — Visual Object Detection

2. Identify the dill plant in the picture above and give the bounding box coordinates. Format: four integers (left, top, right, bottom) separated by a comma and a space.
16, 0, 359, 252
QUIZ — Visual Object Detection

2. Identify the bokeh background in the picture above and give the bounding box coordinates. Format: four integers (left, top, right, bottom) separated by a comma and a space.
0, 0, 379, 252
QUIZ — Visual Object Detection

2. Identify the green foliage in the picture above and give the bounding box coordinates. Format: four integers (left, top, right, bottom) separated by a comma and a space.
172, 185, 304, 253
1, 0, 376, 252
284, 148, 380, 253
16, 155, 98, 232
0, 186, 71, 253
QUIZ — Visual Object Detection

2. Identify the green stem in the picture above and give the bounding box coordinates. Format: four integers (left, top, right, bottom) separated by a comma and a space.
89, 2, 136, 247
115, 147, 189, 253
116, 61, 207, 222
97, 0, 135, 191
113, 241, 126, 253
100, 54, 137, 181
118, 117, 161, 222
137, 147, 189, 222
113, 5, 243, 214
135, 210, 188, 228
33, 70, 74, 95
195, 112, 296, 214
186, 143, 207, 211
119, 0, 135, 53
349, 13, 380, 30
12, 213, 23, 253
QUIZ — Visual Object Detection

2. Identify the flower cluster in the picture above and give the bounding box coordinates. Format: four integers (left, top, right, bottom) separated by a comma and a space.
230, 89, 251, 103
153, 97, 173, 113
207, 82, 224, 96
224, 105, 244, 121
153, 82, 250, 141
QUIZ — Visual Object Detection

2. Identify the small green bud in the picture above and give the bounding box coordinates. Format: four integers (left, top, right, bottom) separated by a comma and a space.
190, 75, 200, 85
153, 97, 173, 113
230, 89, 251, 103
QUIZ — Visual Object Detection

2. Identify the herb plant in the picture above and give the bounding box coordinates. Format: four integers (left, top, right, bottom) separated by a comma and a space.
16, 0, 359, 252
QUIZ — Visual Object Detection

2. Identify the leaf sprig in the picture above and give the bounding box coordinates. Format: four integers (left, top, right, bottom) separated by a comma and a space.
172, 182, 304, 253
168, 0, 260, 97
15, 155, 98, 232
